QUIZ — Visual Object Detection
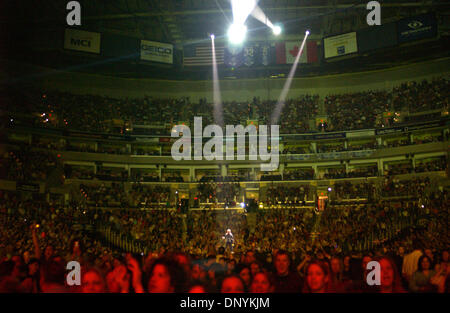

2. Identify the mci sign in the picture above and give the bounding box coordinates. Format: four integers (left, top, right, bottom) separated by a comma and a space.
70, 38, 91, 47
140, 40, 173, 64
64, 29, 101, 54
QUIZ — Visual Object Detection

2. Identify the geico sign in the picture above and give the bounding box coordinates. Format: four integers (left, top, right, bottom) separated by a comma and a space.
141, 45, 172, 54
70, 38, 91, 47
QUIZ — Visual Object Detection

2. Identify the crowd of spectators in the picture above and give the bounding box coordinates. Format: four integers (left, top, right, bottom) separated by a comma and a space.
324, 77, 448, 131
392, 78, 449, 113
32, 139, 65, 151
413, 134, 444, 145
260, 173, 282, 181
415, 158, 447, 173
132, 147, 160, 156
382, 138, 411, 148
282, 145, 312, 155
131, 171, 160, 182
129, 184, 171, 208
65, 142, 97, 153
162, 173, 184, 183
4, 88, 318, 135
97, 145, 128, 155
346, 141, 378, 151
385, 162, 414, 176
318, 166, 379, 179
322, 168, 347, 179
283, 169, 315, 180
5, 78, 447, 137
0, 147, 59, 182
333, 182, 373, 200
316, 141, 379, 154
346, 166, 378, 178
317, 143, 346, 153
198, 175, 244, 183
382, 177, 429, 198
6, 126, 444, 160
64, 165, 95, 180
98, 208, 184, 252
196, 182, 241, 205
0, 183, 448, 293
250, 209, 314, 256
324, 90, 391, 131
265, 185, 311, 204
186, 211, 247, 257
275, 96, 319, 133
96, 168, 129, 182
80, 183, 128, 208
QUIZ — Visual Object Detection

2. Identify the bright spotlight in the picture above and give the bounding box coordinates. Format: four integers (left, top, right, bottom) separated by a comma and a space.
306, 30, 310, 35
210, 34, 215, 40
273, 25, 282, 35
240, 202, 245, 208
228, 23, 247, 45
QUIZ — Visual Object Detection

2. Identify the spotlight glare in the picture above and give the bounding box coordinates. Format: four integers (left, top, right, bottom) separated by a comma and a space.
306, 30, 310, 35
273, 25, 282, 36
210, 34, 215, 40
228, 23, 247, 45
231, 0, 257, 25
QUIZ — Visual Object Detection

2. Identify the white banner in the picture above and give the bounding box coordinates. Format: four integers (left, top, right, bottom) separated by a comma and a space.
324, 32, 357, 59
64, 29, 101, 54
140, 40, 173, 64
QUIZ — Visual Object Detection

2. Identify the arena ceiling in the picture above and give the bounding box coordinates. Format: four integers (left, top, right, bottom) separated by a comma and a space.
0, 1, 449, 80
2, 0, 448, 46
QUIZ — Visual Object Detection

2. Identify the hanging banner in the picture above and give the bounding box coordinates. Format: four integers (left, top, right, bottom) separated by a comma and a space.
398, 13, 437, 44
276, 41, 318, 64
324, 32, 358, 59
141, 40, 173, 64
64, 29, 101, 54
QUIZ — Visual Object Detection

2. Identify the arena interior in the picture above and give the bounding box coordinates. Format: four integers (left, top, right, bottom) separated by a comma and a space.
0, 0, 449, 294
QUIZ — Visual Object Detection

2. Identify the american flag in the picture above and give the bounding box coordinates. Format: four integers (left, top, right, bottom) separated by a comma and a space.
183, 44, 224, 66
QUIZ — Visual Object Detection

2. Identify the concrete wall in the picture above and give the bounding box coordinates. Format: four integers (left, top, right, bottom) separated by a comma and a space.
2, 57, 449, 102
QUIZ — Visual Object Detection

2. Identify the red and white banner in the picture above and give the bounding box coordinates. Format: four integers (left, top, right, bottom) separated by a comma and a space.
275, 41, 318, 64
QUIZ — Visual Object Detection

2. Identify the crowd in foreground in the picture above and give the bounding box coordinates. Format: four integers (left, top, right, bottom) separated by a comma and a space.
0, 183, 448, 293
0, 228, 448, 293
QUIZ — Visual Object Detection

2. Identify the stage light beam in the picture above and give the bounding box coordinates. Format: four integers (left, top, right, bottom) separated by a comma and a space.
271, 30, 310, 125
211, 34, 224, 127
250, 4, 282, 36
231, 0, 257, 26
250, 5, 273, 28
